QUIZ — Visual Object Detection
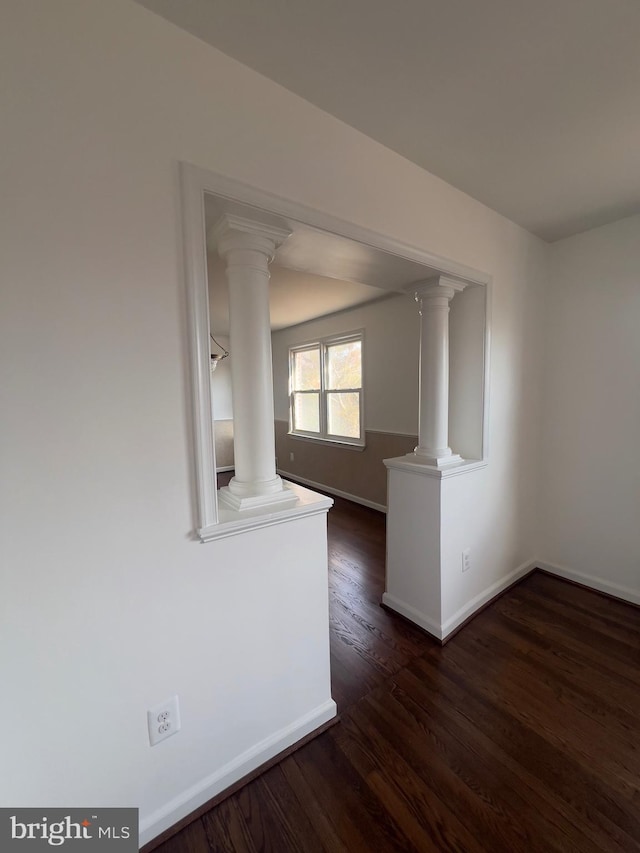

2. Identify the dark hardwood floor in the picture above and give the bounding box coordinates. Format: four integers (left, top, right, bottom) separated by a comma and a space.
154, 492, 640, 852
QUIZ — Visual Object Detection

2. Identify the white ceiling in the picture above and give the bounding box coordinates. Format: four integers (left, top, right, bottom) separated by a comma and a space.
207, 256, 393, 335
204, 194, 438, 333
136, 0, 640, 242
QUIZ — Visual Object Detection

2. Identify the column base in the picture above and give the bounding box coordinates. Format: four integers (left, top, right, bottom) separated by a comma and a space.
218, 482, 299, 512
408, 449, 463, 468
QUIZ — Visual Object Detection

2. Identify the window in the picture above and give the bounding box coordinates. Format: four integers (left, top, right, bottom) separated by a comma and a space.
289, 333, 364, 446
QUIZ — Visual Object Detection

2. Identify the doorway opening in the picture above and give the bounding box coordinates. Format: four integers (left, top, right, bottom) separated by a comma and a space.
185, 170, 489, 531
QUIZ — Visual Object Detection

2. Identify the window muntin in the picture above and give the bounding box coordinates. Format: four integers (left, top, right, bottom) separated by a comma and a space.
289, 333, 364, 446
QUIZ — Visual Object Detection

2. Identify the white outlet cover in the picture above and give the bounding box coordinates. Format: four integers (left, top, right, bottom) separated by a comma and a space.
147, 695, 181, 746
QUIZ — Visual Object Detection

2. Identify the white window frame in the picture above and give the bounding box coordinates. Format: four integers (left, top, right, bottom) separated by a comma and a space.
289, 331, 365, 448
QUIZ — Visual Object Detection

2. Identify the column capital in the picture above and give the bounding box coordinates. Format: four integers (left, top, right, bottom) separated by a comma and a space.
208, 213, 292, 261
407, 274, 469, 306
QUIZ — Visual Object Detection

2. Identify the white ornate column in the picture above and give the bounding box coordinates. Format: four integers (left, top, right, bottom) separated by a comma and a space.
383, 270, 487, 641
210, 213, 297, 512
410, 275, 466, 467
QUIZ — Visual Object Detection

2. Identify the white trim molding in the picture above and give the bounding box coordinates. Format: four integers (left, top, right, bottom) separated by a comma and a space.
381, 593, 443, 639
181, 162, 218, 530
181, 164, 490, 287
199, 481, 333, 542
139, 698, 337, 847
383, 559, 536, 642
536, 561, 640, 607
441, 559, 536, 639
383, 558, 640, 644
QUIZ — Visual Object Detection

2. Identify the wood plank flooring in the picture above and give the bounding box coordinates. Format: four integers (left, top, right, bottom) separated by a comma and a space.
153, 494, 640, 852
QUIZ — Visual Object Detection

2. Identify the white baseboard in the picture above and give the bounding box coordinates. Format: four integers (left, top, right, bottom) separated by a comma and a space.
139, 698, 337, 847
278, 470, 387, 514
381, 593, 443, 640
215, 465, 234, 473
383, 559, 537, 642
384, 559, 639, 645
441, 558, 536, 639
536, 560, 640, 607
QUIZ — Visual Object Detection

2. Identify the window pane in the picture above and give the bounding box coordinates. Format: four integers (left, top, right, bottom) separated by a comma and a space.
327, 392, 360, 438
326, 340, 361, 390
293, 348, 320, 391
294, 392, 320, 433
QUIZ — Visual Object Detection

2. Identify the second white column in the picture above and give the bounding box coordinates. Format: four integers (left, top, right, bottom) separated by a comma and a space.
411, 276, 466, 467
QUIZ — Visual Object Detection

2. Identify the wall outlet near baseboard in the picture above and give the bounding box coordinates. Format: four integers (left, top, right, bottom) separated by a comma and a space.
462, 549, 471, 573
147, 695, 181, 746
289, 452, 294, 462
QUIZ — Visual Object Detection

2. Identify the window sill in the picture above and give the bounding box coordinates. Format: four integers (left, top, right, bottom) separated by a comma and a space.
289, 433, 366, 452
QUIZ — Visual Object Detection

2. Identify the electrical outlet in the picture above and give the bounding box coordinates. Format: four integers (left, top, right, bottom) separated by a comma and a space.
462, 549, 471, 573
289, 452, 294, 462
147, 695, 181, 746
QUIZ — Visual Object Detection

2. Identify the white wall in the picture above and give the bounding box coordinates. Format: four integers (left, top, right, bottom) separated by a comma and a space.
0, 0, 547, 841
538, 214, 640, 603
272, 295, 420, 435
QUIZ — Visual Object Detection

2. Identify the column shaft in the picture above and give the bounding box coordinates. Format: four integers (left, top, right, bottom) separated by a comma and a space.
410, 276, 465, 467
211, 214, 297, 511
225, 248, 280, 493
417, 292, 452, 458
